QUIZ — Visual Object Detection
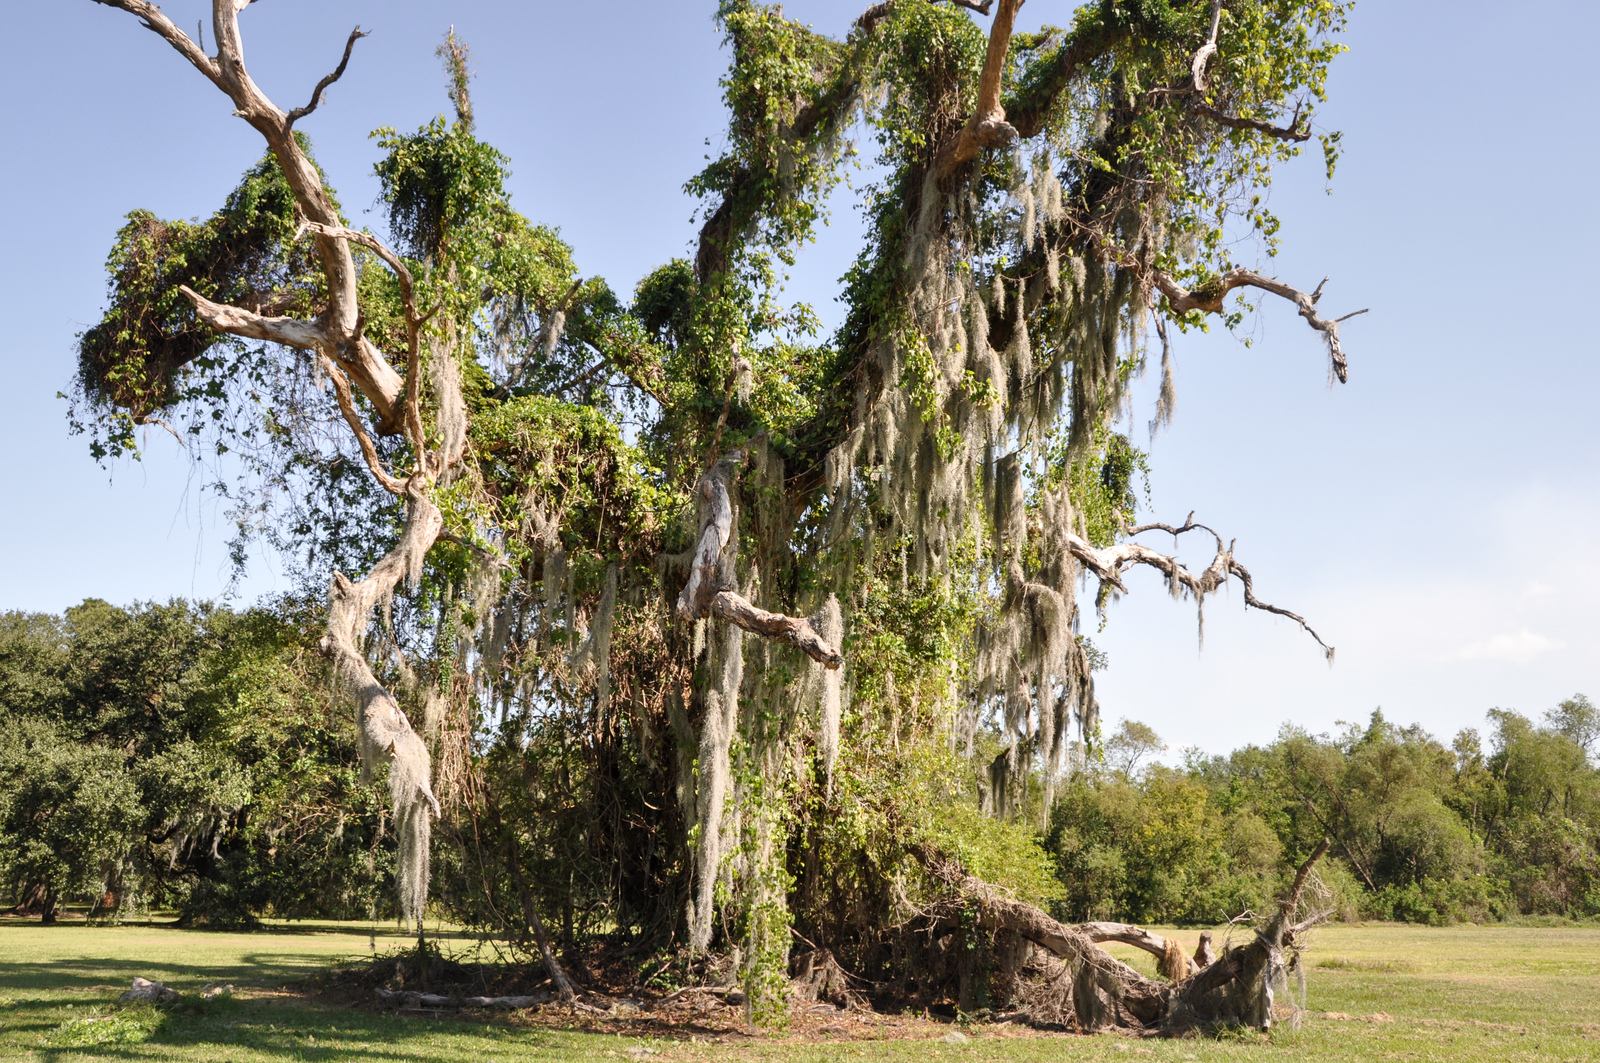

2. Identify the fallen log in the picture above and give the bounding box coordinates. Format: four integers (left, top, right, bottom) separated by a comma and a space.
374, 987, 550, 1010
915, 839, 1332, 1031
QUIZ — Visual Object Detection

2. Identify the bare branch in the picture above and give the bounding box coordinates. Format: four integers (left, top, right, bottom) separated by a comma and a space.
95, 1, 408, 426
90, 1, 221, 84
319, 354, 407, 496
1227, 558, 1334, 662
711, 592, 843, 669
1191, 99, 1311, 142
285, 26, 368, 129
1182, 1, 1310, 142
1190, 0, 1223, 92
1153, 268, 1362, 383
1283, 837, 1333, 918
177, 284, 325, 349
1062, 518, 1334, 660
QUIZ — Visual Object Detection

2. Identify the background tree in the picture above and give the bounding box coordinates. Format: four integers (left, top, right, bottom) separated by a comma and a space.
0, 601, 391, 925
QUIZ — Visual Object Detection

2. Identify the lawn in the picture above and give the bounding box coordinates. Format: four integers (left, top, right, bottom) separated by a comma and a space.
2, 918, 1597, 1062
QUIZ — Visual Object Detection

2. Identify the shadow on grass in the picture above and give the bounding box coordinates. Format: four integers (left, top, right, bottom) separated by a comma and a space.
3, 973, 574, 1063
0, 953, 362, 994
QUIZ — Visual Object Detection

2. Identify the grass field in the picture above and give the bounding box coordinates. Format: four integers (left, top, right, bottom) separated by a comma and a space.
2, 918, 1598, 1062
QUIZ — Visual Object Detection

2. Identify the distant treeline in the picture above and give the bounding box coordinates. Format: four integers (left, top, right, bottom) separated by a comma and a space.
1047, 701, 1599, 925
2, 599, 1596, 927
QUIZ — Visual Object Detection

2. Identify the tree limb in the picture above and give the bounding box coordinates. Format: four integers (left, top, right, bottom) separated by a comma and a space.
89, 0, 221, 84
933, 0, 1024, 178
318, 354, 407, 496
1063, 516, 1333, 660
1078, 922, 1197, 978
177, 284, 325, 349
93, 0, 408, 429
1153, 269, 1363, 384
675, 452, 844, 668
285, 26, 368, 129
711, 592, 843, 669
1191, 99, 1310, 142
301, 221, 428, 451
1190, 0, 1223, 92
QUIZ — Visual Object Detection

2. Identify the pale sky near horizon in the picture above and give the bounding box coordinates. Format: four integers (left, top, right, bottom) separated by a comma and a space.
1, 1, 1594, 757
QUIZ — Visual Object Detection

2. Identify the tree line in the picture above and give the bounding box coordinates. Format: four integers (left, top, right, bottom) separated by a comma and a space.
5, 597, 1593, 930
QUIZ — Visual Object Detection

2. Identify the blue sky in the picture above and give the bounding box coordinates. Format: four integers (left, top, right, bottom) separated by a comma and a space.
1, 1, 1594, 755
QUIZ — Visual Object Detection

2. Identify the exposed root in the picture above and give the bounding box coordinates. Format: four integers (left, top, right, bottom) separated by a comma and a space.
891, 841, 1332, 1032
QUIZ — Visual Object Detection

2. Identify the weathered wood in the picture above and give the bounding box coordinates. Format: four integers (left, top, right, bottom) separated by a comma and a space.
1078, 921, 1197, 978
375, 987, 551, 1010
675, 452, 843, 667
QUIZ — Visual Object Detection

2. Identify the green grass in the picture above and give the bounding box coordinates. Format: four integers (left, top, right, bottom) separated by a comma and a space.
2, 919, 1598, 1061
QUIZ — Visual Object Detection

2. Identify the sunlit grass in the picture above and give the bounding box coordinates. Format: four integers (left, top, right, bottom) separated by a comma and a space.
2, 919, 1598, 1061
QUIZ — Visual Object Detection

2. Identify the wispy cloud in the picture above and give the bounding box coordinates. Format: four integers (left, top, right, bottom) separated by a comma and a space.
1455, 629, 1566, 664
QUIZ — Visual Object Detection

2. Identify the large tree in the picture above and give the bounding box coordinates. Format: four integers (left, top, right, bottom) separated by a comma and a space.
75, 0, 1355, 1031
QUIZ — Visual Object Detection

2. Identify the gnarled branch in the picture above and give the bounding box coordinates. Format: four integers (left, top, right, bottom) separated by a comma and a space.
285, 26, 368, 129
90, 0, 220, 83
1064, 515, 1333, 660
1153, 269, 1364, 384
712, 592, 843, 669
676, 452, 843, 668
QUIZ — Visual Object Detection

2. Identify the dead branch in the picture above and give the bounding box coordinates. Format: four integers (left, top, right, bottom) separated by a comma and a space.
93, 0, 408, 430
1184, 3, 1310, 141
675, 452, 843, 668
1153, 269, 1364, 384
919, 843, 1332, 1032
285, 26, 368, 129
318, 354, 406, 496
89, 1, 220, 84
1062, 516, 1333, 660
933, 0, 1024, 178
1167, 839, 1330, 1030
712, 592, 843, 669
1192, 99, 1310, 142
176, 285, 324, 349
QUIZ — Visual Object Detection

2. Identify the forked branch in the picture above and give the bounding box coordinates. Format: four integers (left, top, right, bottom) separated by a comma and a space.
676, 452, 843, 668
93, 0, 408, 430
319, 354, 407, 497
933, 0, 1024, 178
300, 221, 430, 452
1065, 514, 1333, 660
1153, 269, 1365, 383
